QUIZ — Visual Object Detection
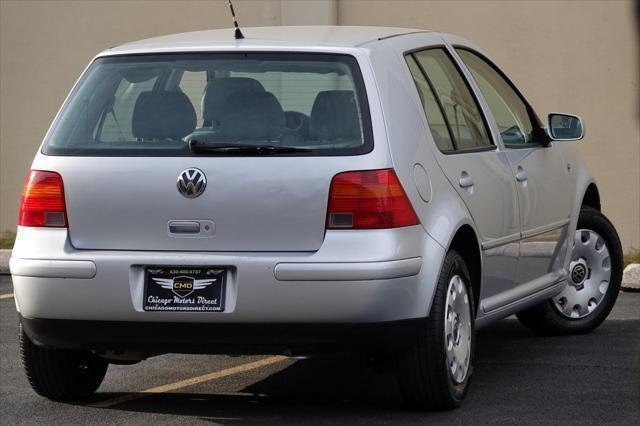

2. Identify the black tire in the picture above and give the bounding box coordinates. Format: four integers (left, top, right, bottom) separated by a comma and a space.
395, 250, 475, 410
19, 323, 108, 401
516, 207, 623, 335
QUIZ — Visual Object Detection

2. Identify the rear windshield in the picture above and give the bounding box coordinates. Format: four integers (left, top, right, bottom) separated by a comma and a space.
43, 53, 372, 156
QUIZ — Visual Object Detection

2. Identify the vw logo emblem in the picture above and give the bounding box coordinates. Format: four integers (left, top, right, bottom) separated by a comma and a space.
177, 168, 206, 198
571, 263, 587, 284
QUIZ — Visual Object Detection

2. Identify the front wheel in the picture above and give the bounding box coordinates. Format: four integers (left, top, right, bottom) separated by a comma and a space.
516, 207, 623, 335
395, 250, 475, 410
20, 323, 108, 401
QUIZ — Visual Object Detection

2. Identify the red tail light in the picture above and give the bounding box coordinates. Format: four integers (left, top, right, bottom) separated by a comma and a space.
18, 170, 67, 228
326, 169, 420, 229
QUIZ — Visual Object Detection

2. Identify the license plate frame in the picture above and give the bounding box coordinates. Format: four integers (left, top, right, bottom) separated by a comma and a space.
143, 267, 226, 312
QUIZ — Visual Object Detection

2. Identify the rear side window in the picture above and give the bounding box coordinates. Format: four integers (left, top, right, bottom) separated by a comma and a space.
408, 49, 492, 151
406, 56, 454, 151
43, 53, 372, 156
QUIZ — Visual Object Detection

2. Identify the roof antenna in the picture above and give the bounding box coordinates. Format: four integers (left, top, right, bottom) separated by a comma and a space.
228, 0, 245, 40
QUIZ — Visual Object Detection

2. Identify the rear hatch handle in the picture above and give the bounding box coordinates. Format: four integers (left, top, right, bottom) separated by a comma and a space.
169, 221, 200, 234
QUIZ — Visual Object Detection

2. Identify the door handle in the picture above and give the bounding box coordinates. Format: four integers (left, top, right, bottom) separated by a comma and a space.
515, 167, 528, 182
459, 172, 474, 188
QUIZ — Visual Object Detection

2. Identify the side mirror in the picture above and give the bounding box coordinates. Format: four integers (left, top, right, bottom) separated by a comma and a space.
547, 113, 585, 141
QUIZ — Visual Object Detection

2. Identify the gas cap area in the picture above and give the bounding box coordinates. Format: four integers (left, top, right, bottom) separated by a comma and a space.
413, 163, 432, 203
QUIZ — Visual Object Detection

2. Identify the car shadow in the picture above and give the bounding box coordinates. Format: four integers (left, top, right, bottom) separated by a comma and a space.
83, 318, 639, 423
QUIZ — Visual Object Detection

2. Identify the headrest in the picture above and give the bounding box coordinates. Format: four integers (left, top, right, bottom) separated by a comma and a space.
309, 90, 362, 142
217, 91, 285, 140
202, 77, 265, 126
132, 91, 196, 139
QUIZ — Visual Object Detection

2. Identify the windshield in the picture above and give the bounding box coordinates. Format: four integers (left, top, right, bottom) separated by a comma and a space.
43, 53, 372, 156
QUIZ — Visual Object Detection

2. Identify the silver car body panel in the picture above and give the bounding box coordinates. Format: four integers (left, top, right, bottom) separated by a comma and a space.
12, 226, 442, 323
12, 26, 594, 330
38, 46, 389, 253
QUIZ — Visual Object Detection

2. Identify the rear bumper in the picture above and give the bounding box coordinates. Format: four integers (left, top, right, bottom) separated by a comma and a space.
10, 226, 445, 324
11, 257, 420, 282
273, 258, 421, 281
20, 315, 423, 355
10, 258, 96, 279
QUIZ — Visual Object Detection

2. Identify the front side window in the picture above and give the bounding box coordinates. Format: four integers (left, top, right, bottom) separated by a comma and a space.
43, 53, 371, 156
412, 49, 493, 151
456, 49, 535, 146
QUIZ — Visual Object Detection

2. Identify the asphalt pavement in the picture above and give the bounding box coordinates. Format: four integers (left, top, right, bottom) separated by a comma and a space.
0, 274, 638, 424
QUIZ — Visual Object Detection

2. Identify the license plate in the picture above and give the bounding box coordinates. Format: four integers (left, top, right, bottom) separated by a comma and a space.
143, 267, 225, 312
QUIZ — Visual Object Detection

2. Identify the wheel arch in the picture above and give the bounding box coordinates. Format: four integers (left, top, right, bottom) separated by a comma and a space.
581, 183, 601, 211
563, 169, 601, 275
448, 224, 482, 314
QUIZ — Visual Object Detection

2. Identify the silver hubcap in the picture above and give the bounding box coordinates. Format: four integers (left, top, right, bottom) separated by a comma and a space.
553, 229, 611, 319
444, 275, 472, 384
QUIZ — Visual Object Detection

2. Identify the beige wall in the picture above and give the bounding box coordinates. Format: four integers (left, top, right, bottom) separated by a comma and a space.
1, 0, 638, 249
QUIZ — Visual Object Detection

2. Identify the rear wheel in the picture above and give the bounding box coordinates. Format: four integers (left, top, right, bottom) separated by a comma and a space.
395, 250, 475, 410
20, 324, 108, 401
516, 207, 623, 335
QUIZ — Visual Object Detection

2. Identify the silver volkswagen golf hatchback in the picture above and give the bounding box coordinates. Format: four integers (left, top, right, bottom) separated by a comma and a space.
11, 26, 622, 409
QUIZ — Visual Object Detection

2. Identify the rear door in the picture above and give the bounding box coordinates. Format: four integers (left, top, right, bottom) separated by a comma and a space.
40, 52, 374, 252
454, 48, 571, 287
406, 48, 521, 304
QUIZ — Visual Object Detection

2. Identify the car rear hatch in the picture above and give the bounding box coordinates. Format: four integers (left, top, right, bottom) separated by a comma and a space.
53, 157, 351, 251
38, 51, 374, 252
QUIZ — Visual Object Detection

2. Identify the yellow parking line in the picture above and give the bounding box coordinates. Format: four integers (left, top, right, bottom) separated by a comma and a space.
0, 293, 14, 300
93, 355, 288, 408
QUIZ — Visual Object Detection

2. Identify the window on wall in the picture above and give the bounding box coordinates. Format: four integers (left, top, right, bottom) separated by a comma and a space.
411, 48, 493, 151
456, 49, 536, 146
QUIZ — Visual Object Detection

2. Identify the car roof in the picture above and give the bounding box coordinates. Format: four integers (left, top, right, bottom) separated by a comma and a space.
103, 26, 431, 55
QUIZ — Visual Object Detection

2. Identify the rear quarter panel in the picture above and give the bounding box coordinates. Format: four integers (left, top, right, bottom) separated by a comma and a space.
362, 34, 481, 316
363, 34, 478, 251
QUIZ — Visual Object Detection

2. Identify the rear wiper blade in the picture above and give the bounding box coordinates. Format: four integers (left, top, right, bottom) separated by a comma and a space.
188, 140, 311, 155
